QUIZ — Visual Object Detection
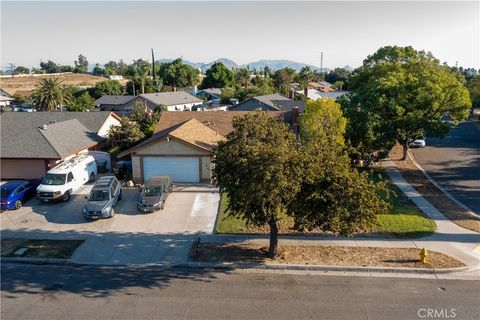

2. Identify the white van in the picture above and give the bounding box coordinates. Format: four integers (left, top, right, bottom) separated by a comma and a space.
37, 154, 97, 202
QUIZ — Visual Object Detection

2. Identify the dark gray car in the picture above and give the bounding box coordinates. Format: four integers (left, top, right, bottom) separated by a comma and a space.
137, 176, 172, 213
83, 176, 122, 220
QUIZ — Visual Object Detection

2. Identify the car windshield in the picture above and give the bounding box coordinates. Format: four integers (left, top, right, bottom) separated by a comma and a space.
1, 184, 17, 198
143, 186, 162, 196
42, 174, 66, 185
89, 190, 110, 201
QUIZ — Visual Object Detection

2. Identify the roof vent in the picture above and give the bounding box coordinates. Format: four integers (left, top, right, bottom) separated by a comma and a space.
49, 120, 56, 123
40, 124, 48, 130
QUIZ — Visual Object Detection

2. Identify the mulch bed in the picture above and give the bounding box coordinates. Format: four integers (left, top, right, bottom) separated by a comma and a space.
1, 239, 84, 259
190, 243, 465, 269
388, 144, 480, 232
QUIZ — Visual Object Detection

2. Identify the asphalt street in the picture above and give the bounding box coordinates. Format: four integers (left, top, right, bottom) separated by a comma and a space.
1, 263, 479, 320
411, 121, 480, 215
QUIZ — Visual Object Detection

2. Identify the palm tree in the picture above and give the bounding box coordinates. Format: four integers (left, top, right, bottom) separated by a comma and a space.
32, 78, 63, 111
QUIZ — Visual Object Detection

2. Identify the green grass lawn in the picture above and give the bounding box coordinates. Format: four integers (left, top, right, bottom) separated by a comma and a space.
215, 170, 436, 238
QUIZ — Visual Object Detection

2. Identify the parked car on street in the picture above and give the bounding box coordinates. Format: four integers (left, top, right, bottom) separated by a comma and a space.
409, 136, 426, 148
137, 176, 172, 213
83, 176, 122, 220
37, 154, 97, 202
1, 180, 41, 210
20, 105, 36, 112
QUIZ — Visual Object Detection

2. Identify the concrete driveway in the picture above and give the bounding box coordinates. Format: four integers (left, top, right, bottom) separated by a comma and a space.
411, 121, 480, 215
1, 182, 220, 265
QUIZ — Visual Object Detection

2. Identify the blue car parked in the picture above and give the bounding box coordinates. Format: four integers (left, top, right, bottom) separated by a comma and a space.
0, 180, 40, 211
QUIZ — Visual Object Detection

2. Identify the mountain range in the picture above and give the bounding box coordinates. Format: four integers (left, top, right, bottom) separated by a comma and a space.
157, 58, 337, 73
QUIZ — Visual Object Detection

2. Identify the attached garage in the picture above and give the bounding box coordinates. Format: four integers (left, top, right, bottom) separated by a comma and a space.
143, 157, 200, 183
118, 118, 226, 184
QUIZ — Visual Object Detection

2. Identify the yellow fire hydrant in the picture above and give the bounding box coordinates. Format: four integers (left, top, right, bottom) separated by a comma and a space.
420, 248, 428, 264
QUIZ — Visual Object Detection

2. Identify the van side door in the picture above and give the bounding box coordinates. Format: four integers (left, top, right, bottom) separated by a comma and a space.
66, 172, 76, 191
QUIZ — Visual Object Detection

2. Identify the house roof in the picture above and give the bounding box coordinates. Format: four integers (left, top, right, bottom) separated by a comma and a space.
0, 88, 13, 98
140, 91, 202, 106
118, 111, 289, 157
198, 88, 223, 97
297, 89, 348, 101
308, 81, 335, 92
94, 95, 136, 106
0, 112, 117, 159
169, 118, 225, 152
229, 93, 306, 112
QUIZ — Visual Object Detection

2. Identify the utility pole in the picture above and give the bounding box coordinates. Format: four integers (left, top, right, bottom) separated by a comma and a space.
151, 48, 156, 80
320, 52, 324, 80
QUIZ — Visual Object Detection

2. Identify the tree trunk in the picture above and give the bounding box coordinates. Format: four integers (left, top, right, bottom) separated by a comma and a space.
141, 82, 145, 94
402, 142, 408, 161
268, 216, 279, 258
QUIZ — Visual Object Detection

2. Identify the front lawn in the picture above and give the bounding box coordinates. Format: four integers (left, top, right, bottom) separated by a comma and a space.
215, 170, 436, 238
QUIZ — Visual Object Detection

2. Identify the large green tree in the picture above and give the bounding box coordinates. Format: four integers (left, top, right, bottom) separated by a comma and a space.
106, 120, 144, 154
74, 54, 89, 73
200, 62, 235, 89
92, 80, 122, 99
213, 113, 302, 257
290, 99, 389, 235
159, 58, 199, 91
272, 68, 297, 95
66, 91, 95, 111
343, 46, 471, 161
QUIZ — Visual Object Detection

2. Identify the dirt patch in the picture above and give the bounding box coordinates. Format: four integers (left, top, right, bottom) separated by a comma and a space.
388, 144, 480, 232
190, 243, 465, 269
0, 73, 128, 96
1, 239, 84, 259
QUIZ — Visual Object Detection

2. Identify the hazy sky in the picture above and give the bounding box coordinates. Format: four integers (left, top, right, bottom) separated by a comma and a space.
1, 1, 479, 69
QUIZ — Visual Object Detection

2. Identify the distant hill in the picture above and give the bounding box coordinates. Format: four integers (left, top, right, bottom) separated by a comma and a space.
155, 58, 327, 73
242, 60, 328, 72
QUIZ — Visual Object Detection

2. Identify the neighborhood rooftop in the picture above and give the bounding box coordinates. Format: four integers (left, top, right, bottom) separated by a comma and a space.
94, 95, 136, 106
0, 112, 116, 159
140, 91, 202, 106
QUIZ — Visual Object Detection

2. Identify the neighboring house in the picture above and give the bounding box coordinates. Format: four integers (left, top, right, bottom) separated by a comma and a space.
0, 88, 14, 107
138, 91, 203, 111
118, 111, 291, 183
0, 112, 121, 179
296, 89, 349, 101
195, 88, 223, 101
95, 95, 137, 115
228, 93, 305, 112
308, 81, 335, 92
96, 91, 204, 115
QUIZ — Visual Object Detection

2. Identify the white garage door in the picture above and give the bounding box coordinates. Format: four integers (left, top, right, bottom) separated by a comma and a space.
143, 157, 200, 183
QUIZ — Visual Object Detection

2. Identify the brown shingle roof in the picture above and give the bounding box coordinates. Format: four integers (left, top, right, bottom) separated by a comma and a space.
118, 111, 290, 157
169, 118, 225, 152
155, 111, 288, 136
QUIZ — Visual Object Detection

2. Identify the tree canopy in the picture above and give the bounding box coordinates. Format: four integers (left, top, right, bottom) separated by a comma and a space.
200, 62, 235, 89
159, 58, 199, 91
92, 80, 122, 99
213, 113, 301, 257
342, 46, 471, 161
32, 78, 65, 111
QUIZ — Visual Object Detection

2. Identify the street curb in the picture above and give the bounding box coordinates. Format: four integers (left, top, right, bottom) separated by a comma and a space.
407, 150, 479, 217
180, 261, 476, 275
1, 257, 87, 266
3, 257, 478, 277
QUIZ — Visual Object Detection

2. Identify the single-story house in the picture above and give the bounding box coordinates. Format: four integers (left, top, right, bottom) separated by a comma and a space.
296, 89, 349, 101
228, 93, 305, 112
0, 88, 14, 107
96, 91, 204, 115
138, 91, 203, 111
0, 112, 121, 179
308, 81, 335, 92
195, 88, 223, 101
95, 95, 137, 115
118, 111, 291, 184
